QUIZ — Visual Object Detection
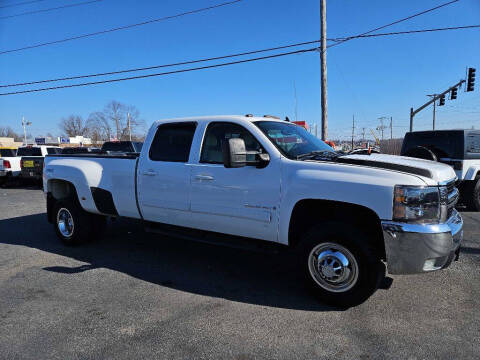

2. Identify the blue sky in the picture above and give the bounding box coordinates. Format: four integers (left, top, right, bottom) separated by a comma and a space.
0, 0, 479, 140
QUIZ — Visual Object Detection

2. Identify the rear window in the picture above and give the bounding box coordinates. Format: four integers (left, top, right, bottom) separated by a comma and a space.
401, 131, 464, 159
0, 149, 16, 157
47, 147, 61, 154
101, 142, 133, 152
133, 142, 143, 152
17, 147, 42, 156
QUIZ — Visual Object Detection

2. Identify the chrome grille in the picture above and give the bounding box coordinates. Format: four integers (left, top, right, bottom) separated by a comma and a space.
442, 179, 458, 219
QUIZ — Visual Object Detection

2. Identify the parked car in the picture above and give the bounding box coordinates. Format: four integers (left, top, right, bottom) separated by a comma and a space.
61, 147, 101, 154
0, 147, 21, 184
18, 145, 61, 182
401, 129, 480, 210
43, 115, 462, 307
101, 141, 143, 153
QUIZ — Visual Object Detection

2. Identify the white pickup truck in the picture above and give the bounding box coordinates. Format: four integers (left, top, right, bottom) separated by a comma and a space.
43, 115, 463, 307
0, 148, 21, 183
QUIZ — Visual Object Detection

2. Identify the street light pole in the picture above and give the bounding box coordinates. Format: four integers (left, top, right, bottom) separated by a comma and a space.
320, 0, 328, 141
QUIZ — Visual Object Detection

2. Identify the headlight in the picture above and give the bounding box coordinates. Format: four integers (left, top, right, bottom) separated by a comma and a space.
393, 185, 441, 224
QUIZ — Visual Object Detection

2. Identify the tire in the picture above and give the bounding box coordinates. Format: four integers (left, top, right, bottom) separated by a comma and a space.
464, 178, 480, 211
297, 222, 385, 308
53, 199, 97, 245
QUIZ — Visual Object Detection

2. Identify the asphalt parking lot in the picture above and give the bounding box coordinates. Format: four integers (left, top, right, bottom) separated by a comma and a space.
0, 186, 479, 360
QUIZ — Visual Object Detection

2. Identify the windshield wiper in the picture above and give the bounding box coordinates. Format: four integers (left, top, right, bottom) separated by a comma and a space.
297, 150, 341, 160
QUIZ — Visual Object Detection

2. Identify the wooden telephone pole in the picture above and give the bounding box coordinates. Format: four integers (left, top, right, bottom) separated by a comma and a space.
320, 0, 328, 140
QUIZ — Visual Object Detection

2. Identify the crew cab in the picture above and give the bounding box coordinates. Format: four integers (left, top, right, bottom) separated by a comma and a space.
402, 130, 480, 210
18, 145, 61, 181
0, 147, 21, 184
43, 115, 463, 307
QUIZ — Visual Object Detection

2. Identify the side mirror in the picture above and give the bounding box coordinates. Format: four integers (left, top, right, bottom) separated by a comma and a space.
222, 138, 247, 168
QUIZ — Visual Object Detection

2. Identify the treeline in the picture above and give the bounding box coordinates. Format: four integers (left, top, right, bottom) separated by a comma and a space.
59, 100, 146, 142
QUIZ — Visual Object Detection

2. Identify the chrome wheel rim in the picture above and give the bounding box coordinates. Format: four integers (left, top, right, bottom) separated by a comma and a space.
308, 242, 359, 293
57, 208, 74, 238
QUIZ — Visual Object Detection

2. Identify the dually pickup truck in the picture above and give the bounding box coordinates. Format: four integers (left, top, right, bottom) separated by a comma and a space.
43, 115, 463, 307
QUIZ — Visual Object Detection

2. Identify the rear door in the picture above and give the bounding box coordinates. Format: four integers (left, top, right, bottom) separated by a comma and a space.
137, 122, 197, 226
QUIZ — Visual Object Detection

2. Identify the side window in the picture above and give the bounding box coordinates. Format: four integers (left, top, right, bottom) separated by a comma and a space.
149, 122, 197, 162
200, 122, 262, 164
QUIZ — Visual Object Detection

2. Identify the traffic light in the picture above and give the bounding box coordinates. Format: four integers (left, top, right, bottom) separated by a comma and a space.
438, 94, 445, 106
451, 87, 458, 100
467, 67, 476, 92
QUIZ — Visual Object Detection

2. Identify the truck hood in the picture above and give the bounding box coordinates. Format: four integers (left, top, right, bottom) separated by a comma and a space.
336, 153, 456, 184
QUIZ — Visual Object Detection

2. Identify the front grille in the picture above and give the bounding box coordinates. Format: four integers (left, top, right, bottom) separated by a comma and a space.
443, 179, 458, 219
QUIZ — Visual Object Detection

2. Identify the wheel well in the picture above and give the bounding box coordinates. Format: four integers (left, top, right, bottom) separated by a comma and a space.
46, 180, 78, 223
47, 179, 77, 201
288, 199, 386, 260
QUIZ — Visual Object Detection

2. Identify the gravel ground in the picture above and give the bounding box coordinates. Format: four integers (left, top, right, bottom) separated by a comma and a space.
0, 186, 479, 360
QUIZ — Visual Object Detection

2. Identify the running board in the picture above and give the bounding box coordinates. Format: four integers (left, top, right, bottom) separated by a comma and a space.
144, 221, 284, 254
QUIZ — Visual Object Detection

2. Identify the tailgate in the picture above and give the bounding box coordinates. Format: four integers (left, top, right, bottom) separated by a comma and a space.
21, 157, 44, 174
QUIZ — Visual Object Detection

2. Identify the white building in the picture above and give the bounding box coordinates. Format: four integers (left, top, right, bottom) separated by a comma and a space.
69, 136, 92, 145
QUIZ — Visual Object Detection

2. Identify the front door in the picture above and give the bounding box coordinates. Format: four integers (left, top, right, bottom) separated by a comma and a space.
189, 122, 280, 242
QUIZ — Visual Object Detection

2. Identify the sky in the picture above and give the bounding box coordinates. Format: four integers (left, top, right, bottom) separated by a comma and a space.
0, 0, 479, 140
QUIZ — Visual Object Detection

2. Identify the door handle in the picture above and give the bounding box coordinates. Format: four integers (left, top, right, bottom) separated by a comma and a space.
195, 174, 214, 181
142, 170, 157, 176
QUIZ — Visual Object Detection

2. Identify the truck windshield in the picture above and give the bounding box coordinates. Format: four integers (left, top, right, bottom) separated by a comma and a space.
17, 147, 42, 156
255, 121, 334, 159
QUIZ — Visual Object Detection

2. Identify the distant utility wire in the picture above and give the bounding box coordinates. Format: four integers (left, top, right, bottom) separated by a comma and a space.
328, 24, 480, 42
0, 40, 320, 88
0, 47, 318, 96
0, 0, 243, 55
0, 0, 49, 9
2, 24, 478, 89
0, 0, 102, 20
326, 0, 460, 50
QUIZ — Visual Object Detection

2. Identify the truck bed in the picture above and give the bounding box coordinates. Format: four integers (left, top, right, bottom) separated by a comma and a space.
44, 153, 141, 219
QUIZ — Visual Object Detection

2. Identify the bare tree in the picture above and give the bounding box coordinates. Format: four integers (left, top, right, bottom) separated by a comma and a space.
0, 126, 22, 141
87, 101, 145, 141
59, 115, 89, 137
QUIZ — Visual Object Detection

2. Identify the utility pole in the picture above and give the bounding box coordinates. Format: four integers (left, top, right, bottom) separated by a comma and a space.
389, 117, 393, 139
361, 127, 366, 142
21, 116, 31, 145
320, 0, 328, 141
127, 112, 132, 141
293, 81, 298, 122
351, 115, 355, 150
377, 117, 388, 142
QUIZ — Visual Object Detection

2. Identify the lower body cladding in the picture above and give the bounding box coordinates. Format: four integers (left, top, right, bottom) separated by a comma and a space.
381, 210, 463, 274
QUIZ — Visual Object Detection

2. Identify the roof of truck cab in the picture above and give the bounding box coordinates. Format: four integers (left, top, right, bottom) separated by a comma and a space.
154, 115, 288, 124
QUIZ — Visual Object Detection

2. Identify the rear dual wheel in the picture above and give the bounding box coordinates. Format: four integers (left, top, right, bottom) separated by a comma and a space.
53, 199, 106, 245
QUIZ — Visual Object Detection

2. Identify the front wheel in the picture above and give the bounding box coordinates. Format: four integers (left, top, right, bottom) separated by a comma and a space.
299, 223, 385, 308
464, 178, 480, 211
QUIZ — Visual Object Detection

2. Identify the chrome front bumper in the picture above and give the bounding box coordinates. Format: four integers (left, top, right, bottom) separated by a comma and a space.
381, 210, 463, 275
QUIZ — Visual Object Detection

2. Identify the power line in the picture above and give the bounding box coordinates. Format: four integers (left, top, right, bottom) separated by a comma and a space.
330, 24, 480, 41
326, 0, 460, 50
0, 0, 243, 55
0, 47, 318, 96
0, 0, 102, 20
0, 0, 49, 9
3, 24, 478, 88
0, 40, 320, 88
